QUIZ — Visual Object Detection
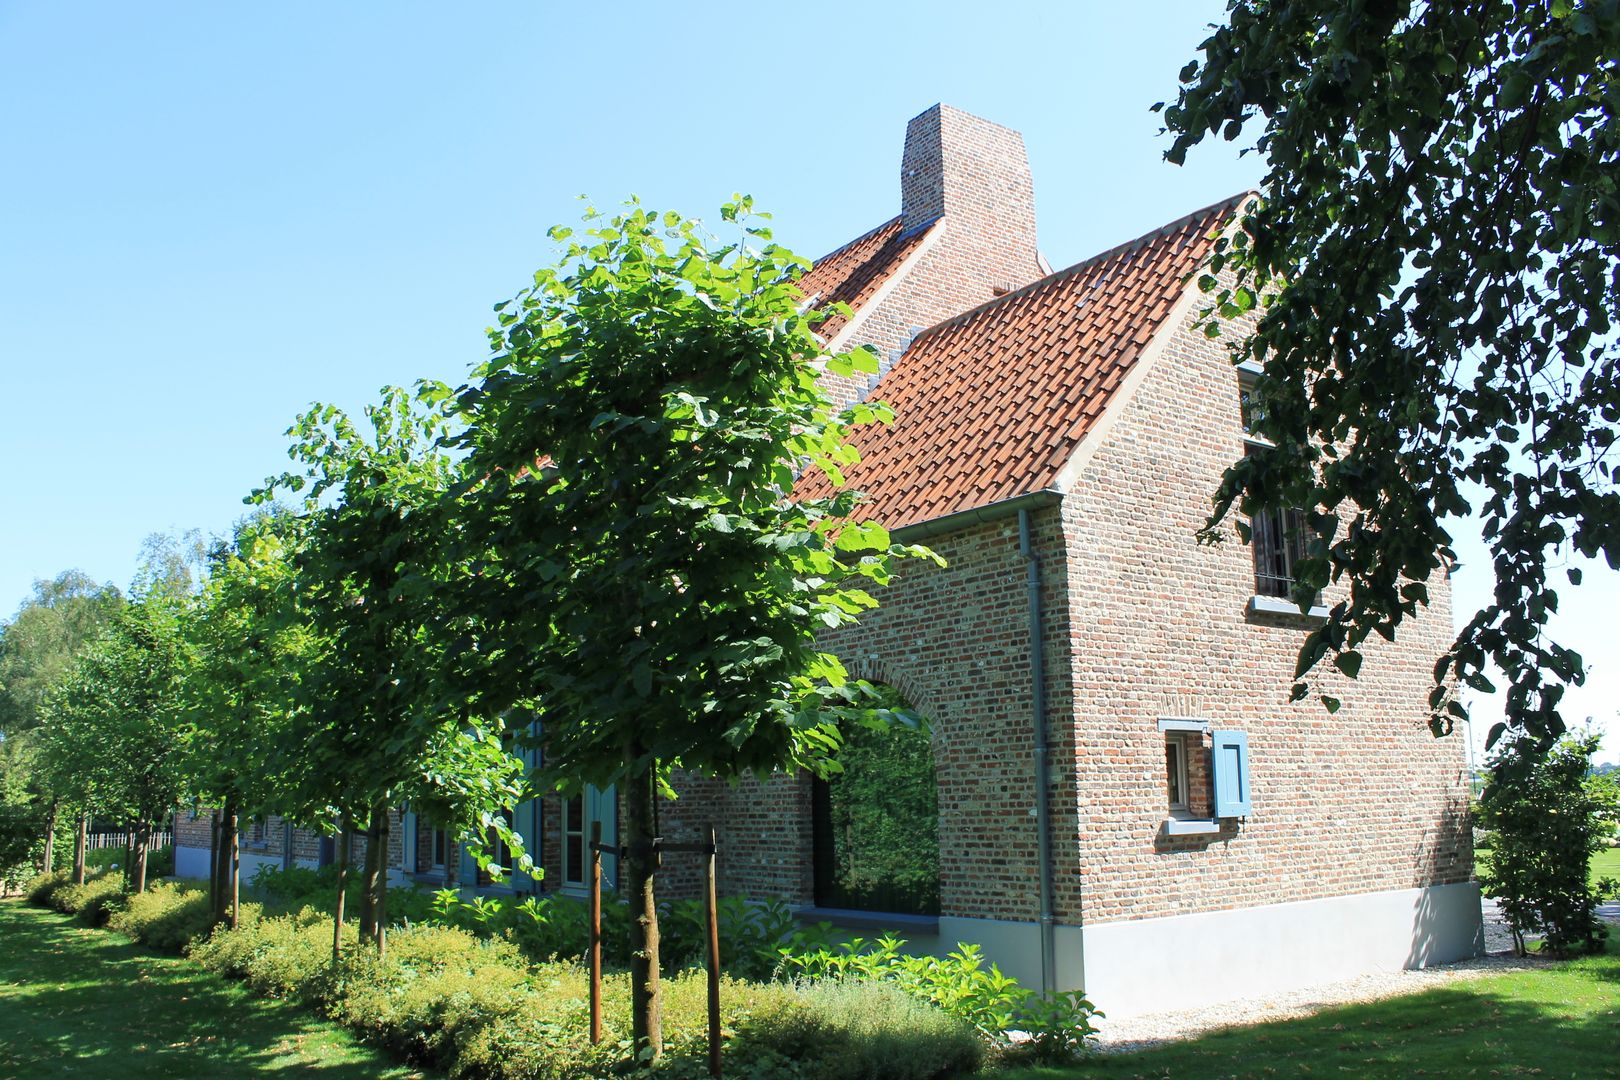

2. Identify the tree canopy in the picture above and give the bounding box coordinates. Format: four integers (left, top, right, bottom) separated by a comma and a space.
1161, 0, 1620, 752
451, 198, 932, 1055
0, 571, 124, 740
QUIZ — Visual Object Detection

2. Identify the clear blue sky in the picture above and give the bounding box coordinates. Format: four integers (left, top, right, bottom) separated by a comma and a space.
1, 2, 1611, 759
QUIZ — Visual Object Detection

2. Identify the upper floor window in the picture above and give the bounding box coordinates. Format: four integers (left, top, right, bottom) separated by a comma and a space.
1252, 497, 1309, 599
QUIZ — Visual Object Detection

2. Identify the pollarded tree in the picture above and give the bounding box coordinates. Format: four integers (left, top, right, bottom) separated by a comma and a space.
0, 571, 124, 875
41, 596, 189, 892
255, 386, 528, 962
1159, 0, 1620, 754
179, 510, 308, 927
452, 199, 934, 1058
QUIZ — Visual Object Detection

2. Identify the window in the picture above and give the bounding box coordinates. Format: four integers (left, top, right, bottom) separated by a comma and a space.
1165, 735, 1189, 812
430, 827, 449, 870
563, 794, 585, 886
811, 688, 940, 917
560, 786, 616, 892
248, 817, 268, 848
1251, 498, 1309, 598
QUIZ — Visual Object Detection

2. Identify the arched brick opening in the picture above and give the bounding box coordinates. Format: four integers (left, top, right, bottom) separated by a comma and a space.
811, 679, 941, 916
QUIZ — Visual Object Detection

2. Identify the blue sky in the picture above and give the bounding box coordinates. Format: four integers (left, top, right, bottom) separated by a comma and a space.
1, 2, 1612, 759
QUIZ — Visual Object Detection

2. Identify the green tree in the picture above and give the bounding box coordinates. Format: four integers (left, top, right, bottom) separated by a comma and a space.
1160, 0, 1620, 753
1477, 732, 1615, 955
40, 597, 188, 893
255, 386, 527, 962
0, 571, 124, 878
0, 571, 125, 740
179, 511, 308, 927
452, 199, 933, 1058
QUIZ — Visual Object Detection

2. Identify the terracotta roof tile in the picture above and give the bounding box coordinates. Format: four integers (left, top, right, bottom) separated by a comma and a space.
798, 195, 1246, 529
796, 216, 936, 340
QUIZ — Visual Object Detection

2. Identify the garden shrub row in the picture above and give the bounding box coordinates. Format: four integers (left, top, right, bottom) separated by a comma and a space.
250, 863, 835, 980
28, 867, 130, 926
26, 866, 1095, 1076
189, 908, 984, 1079
28, 872, 994, 1077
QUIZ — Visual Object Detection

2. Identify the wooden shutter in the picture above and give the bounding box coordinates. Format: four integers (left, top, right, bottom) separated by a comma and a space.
1211, 730, 1252, 817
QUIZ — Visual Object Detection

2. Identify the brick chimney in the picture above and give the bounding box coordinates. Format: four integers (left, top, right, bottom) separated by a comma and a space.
899, 104, 1040, 296
817, 105, 1044, 410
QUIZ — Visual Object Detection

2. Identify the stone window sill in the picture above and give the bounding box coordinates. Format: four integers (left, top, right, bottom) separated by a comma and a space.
1247, 594, 1328, 620
1163, 817, 1221, 837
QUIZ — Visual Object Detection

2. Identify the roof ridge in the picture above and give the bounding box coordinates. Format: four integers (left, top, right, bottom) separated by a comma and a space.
909, 190, 1253, 347
807, 214, 902, 267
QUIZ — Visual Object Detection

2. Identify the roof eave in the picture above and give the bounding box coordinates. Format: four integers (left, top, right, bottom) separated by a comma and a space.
891, 488, 1064, 542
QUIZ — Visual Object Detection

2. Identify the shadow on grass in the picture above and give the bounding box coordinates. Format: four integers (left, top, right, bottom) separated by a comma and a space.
0, 902, 415, 1079
1004, 945, 1620, 1079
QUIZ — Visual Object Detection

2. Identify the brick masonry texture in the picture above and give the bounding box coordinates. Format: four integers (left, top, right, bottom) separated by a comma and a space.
1057, 302, 1471, 925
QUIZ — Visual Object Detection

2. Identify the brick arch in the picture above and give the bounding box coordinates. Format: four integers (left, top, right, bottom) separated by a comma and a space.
839, 656, 954, 759
840, 656, 942, 730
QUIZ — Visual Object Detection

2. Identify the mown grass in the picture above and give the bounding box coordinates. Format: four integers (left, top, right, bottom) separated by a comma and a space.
1591, 843, 1619, 886
999, 938, 1620, 1080
0, 899, 420, 1079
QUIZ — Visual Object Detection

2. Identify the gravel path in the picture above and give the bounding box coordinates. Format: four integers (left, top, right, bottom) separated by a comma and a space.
1090, 898, 1616, 1054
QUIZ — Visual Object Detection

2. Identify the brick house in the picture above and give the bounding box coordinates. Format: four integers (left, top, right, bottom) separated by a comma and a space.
175, 103, 1481, 1018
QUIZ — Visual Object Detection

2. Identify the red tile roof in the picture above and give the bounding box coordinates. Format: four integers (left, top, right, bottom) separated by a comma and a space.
798, 195, 1246, 530
796, 216, 936, 341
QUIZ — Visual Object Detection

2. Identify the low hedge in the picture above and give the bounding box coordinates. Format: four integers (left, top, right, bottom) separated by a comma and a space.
27, 868, 129, 926
30, 869, 1093, 1077
184, 912, 983, 1078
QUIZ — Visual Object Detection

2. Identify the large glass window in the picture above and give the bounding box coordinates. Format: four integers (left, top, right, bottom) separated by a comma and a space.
812, 690, 940, 916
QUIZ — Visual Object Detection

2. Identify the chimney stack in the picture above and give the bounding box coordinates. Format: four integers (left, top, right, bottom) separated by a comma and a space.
899, 104, 1040, 304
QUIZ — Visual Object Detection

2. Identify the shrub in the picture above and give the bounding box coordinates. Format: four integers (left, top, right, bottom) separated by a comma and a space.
1478, 733, 1615, 956
192, 905, 345, 999
744, 979, 982, 1080
782, 935, 1100, 1061
107, 880, 248, 953
29, 868, 128, 924
326, 925, 536, 1068
69, 872, 130, 926
26, 868, 73, 907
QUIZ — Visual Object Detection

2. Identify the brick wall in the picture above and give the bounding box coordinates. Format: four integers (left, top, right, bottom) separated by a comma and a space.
1057, 301, 1472, 925
659, 510, 1076, 923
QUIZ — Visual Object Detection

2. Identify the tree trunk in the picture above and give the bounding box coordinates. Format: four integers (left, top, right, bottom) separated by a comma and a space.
369, 801, 390, 961
228, 810, 240, 930
122, 827, 132, 890
72, 813, 87, 885
624, 762, 663, 1062
214, 803, 238, 925
208, 811, 222, 915
132, 818, 150, 894
41, 799, 59, 874
357, 818, 377, 945
332, 817, 352, 966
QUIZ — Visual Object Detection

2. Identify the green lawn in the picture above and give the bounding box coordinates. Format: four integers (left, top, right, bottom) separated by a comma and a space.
1001, 939, 1620, 1080
0, 900, 420, 1079
1592, 844, 1620, 885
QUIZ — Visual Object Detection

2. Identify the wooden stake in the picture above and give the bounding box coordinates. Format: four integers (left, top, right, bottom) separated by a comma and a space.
705, 825, 721, 1079
589, 820, 603, 1045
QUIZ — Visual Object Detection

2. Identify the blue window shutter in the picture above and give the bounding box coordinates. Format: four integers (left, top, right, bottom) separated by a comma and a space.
1211, 730, 1252, 817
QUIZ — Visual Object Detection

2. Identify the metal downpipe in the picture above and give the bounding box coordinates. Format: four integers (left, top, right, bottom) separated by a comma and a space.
1019, 508, 1057, 996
